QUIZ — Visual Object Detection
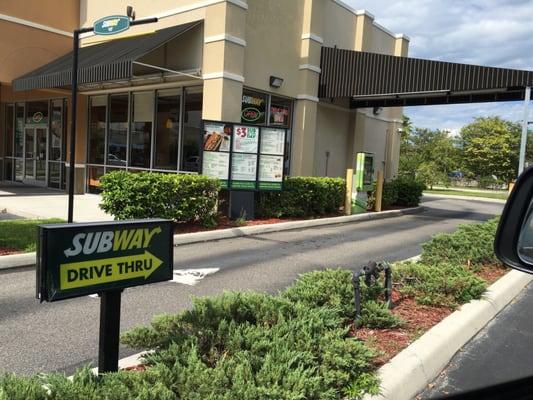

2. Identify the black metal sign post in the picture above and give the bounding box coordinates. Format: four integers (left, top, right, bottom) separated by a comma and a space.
98, 289, 123, 373
37, 219, 173, 374
67, 9, 157, 223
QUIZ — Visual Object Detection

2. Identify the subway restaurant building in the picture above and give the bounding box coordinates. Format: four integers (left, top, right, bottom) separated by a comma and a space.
0, 0, 408, 193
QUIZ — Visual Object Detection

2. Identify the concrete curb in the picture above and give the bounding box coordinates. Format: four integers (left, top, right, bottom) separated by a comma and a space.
173, 206, 424, 246
0, 206, 424, 271
423, 192, 507, 204
0, 252, 36, 270
363, 270, 533, 400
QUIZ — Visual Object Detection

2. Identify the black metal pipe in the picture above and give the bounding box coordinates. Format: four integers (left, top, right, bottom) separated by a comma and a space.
67, 30, 80, 223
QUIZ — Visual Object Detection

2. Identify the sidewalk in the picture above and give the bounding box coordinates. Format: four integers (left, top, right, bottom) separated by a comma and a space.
0, 184, 113, 222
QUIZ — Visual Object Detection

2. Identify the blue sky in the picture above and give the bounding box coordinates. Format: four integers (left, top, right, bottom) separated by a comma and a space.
345, 0, 533, 133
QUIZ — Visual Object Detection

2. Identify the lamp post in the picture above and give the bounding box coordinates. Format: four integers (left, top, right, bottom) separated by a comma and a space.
67, 8, 158, 223
518, 86, 531, 176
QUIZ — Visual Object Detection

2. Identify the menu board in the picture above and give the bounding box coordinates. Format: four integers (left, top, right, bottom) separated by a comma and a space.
233, 125, 259, 153
259, 155, 284, 190
201, 120, 287, 191
260, 128, 285, 155
202, 151, 230, 181
204, 123, 231, 152
231, 153, 258, 189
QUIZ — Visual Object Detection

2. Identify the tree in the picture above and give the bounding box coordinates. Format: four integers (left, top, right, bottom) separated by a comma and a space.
398, 115, 459, 186
460, 117, 520, 183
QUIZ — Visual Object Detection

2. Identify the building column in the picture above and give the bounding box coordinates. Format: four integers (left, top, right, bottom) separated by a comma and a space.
291, 0, 323, 176
202, 1, 247, 122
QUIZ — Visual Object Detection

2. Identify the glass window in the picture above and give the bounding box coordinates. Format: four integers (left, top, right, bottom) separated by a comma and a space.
130, 92, 153, 168
4, 158, 12, 181
241, 89, 267, 125
87, 166, 104, 193
108, 94, 128, 166
154, 89, 180, 170
15, 104, 24, 158
49, 100, 63, 162
48, 161, 61, 189
181, 87, 203, 172
15, 159, 23, 181
25, 101, 48, 126
88, 96, 106, 164
4, 104, 14, 157
269, 96, 292, 128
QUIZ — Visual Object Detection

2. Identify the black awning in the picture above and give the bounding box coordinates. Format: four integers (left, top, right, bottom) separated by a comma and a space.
319, 47, 533, 108
12, 21, 200, 91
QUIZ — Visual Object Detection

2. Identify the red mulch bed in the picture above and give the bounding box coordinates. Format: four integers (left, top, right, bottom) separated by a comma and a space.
352, 289, 453, 366
352, 264, 508, 366
172, 214, 344, 234
0, 247, 20, 256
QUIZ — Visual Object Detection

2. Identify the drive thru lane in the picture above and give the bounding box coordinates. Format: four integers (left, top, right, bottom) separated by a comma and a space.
0, 196, 503, 376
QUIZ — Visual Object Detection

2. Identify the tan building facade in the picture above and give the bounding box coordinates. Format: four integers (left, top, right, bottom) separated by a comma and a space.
0, 0, 408, 193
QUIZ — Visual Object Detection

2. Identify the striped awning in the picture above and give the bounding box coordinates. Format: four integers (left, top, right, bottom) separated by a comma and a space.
319, 47, 533, 108
12, 21, 200, 91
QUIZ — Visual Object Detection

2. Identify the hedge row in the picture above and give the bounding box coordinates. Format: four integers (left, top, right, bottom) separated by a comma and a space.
257, 177, 345, 218
394, 218, 502, 308
99, 171, 220, 226
382, 177, 426, 208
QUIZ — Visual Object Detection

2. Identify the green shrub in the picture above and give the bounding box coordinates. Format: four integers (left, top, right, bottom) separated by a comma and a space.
382, 177, 425, 208
382, 181, 399, 208
122, 286, 380, 399
0, 374, 48, 400
281, 269, 401, 330
99, 171, 220, 225
357, 301, 403, 329
421, 218, 500, 267
394, 262, 486, 308
393, 177, 426, 207
256, 176, 345, 218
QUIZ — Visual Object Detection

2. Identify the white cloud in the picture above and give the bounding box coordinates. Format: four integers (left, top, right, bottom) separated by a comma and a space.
344, 0, 533, 131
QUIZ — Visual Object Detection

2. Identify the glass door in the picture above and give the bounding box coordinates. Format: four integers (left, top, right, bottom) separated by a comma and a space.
23, 127, 47, 185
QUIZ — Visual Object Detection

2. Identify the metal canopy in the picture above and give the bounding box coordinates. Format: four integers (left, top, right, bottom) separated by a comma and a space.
319, 47, 533, 108
12, 21, 201, 91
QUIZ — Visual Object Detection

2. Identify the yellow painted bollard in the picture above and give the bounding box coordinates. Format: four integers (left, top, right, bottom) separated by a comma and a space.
345, 169, 353, 215
375, 170, 384, 212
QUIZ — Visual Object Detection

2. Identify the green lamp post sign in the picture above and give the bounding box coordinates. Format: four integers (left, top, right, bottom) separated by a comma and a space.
93, 15, 130, 35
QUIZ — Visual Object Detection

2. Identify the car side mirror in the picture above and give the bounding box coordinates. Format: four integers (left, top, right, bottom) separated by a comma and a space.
495, 165, 533, 274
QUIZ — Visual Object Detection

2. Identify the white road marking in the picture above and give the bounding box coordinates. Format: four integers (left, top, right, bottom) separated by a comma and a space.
172, 268, 220, 285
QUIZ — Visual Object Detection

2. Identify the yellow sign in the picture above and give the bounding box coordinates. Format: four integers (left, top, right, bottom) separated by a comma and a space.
60, 251, 163, 290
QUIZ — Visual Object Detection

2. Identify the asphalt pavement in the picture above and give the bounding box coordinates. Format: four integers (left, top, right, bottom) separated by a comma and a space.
421, 281, 533, 399
0, 196, 503, 376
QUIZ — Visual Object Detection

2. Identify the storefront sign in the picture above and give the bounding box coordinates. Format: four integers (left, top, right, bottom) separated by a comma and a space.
32, 112, 44, 123
241, 92, 266, 124
94, 15, 130, 36
36, 219, 173, 302
270, 104, 290, 126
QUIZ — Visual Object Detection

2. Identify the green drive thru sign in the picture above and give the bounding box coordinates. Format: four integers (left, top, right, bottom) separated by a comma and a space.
37, 219, 173, 302
93, 15, 130, 35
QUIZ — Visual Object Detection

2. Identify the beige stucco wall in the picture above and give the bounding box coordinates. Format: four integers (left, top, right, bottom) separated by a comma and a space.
0, 21, 72, 84
243, 0, 304, 97
314, 103, 350, 177
0, 0, 79, 32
